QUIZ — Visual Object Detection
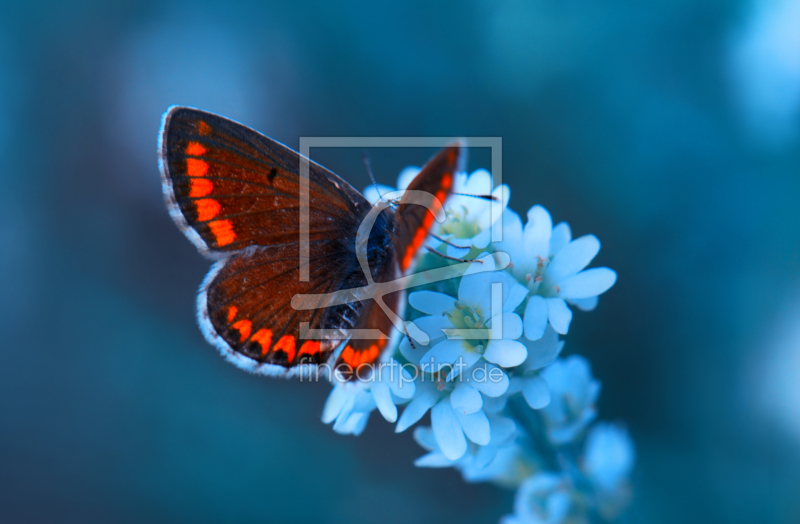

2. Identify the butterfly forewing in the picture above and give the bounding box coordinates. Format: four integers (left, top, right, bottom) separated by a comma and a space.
159, 106, 369, 255
394, 142, 464, 272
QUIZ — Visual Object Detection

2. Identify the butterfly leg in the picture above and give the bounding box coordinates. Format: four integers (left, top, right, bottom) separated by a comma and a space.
424, 246, 483, 264
429, 233, 470, 250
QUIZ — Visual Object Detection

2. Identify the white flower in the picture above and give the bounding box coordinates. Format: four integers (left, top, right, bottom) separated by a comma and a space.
433, 169, 509, 258
501, 473, 572, 524
364, 167, 509, 258
493, 206, 617, 340
509, 326, 565, 409
402, 252, 529, 377
393, 253, 528, 458
539, 355, 600, 444
413, 414, 521, 481
582, 422, 635, 493
396, 367, 508, 461
322, 358, 415, 435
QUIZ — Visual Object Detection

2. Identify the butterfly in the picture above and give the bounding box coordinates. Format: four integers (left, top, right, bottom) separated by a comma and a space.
159, 106, 463, 380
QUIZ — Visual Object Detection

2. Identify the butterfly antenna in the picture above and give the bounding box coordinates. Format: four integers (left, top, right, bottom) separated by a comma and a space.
453, 192, 498, 201
362, 152, 384, 201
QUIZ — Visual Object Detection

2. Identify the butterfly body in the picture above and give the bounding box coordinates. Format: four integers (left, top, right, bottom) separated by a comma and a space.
159, 107, 461, 379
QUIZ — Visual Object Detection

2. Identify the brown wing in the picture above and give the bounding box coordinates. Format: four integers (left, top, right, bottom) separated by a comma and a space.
394, 142, 464, 271
200, 218, 401, 378
331, 143, 465, 379
159, 106, 370, 256
160, 107, 377, 377
200, 243, 351, 377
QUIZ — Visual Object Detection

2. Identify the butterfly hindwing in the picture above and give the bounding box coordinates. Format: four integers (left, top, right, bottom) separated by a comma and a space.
201, 242, 349, 376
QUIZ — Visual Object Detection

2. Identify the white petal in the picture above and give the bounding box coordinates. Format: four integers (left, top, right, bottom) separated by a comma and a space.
381, 359, 416, 399
409, 290, 456, 316
421, 339, 468, 369
456, 409, 491, 445
321, 386, 350, 424
414, 452, 454, 468
503, 280, 529, 313
523, 326, 565, 370
549, 222, 572, 255
450, 382, 484, 415
523, 295, 548, 341
431, 401, 467, 460
493, 312, 523, 340
397, 166, 420, 190
483, 339, 528, 368
568, 295, 599, 312
463, 250, 497, 276
507, 374, 524, 395
396, 383, 439, 433
547, 298, 573, 335
399, 336, 428, 365
413, 426, 437, 450
410, 314, 451, 340
500, 208, 523, 242
488, 415, 517, 444
546, 234, 600, 283
492, 209, 526, 273
472, 445, 500, 471
476, 183, 510, 231
467, 363, 510, 397
523, 205, 552, 259
463, 168, 492, 195
446, 348, 482, 381
459, 267, 527, 314
471, 228, 491, 249
481, 393, 508, 413
371, 382, 397, 422
522, 376, 551, 409
489, 184, 510, 226
558, 268, 617, 299
351, 389, 377, 412
333, 410, 370, 435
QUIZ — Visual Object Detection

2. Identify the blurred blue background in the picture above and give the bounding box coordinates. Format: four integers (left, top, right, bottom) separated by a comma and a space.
0, 0, 797, 522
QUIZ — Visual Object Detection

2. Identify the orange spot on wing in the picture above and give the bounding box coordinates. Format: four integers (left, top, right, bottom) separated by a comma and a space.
251, 329, 273, 355
189, 178, 213, 197
342, 345, 354, 365
435, 190, 446, 208
197, 121, 211, 135
186, 142, 206, 156
442, 172, 452, 190
208, 219, 235, 246
195, 199, 221, 221
273, 335, 296, 363
401, 249, 415, 271
227, 306, 238, 323
401, 188, 450, 271
342, 344, 381, 368
298, 340, 321, 358
232, 320, 252, 342
187, 158, 208, 177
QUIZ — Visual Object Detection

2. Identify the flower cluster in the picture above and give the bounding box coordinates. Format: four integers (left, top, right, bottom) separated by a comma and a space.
324, 168, 634, 523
